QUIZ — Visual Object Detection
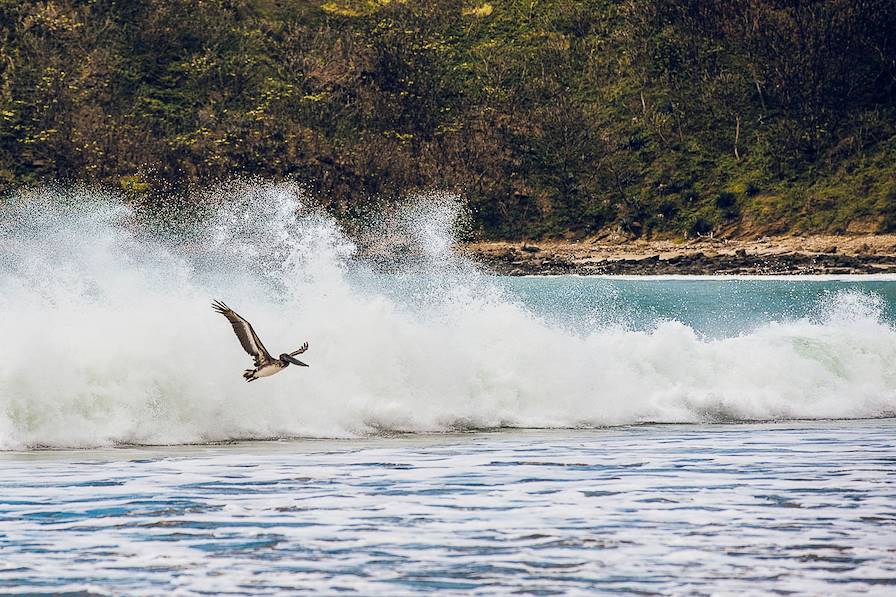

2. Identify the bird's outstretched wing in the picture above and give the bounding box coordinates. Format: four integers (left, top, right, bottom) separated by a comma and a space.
289, 342, 309, 356
212, 300, 273, 367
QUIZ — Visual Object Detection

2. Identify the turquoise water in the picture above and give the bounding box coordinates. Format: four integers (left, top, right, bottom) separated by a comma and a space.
2, 277, 896, 595
2, 191, 896, 593
503, 277, 896, 337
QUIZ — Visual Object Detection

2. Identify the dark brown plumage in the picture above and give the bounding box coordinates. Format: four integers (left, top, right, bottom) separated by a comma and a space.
212, 300, 310, 381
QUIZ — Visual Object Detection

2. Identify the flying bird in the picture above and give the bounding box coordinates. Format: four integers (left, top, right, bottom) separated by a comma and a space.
212, 300, 309, 382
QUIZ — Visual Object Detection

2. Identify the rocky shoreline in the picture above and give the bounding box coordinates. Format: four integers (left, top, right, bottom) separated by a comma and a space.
466, 235, 896, 276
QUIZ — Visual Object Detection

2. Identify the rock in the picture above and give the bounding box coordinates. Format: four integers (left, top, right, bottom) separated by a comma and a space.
521, 244, 541, 253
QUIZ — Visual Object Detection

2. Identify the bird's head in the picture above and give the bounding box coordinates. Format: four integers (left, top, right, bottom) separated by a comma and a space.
280, 353, 309, 367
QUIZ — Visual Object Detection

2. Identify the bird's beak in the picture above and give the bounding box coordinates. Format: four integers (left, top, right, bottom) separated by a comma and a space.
284, 355, 309, 367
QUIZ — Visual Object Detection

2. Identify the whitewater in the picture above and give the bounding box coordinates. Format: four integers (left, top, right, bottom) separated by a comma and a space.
1, 182, 896, 450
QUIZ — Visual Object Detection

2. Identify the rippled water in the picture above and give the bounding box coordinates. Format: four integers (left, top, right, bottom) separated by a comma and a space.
3, 422, 895, 594
3, 188, 896, 593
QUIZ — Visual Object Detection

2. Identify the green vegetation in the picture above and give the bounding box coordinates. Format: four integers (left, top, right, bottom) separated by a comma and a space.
1, 0, 895, 239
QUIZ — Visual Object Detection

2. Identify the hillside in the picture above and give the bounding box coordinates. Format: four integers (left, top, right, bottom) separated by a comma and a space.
1, 0, 895, 240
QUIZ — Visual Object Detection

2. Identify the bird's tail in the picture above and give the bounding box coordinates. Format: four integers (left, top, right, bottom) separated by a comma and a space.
243, 369, 256, 381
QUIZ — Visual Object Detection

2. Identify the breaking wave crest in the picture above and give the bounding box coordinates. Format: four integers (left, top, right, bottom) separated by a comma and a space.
1, 182, 895, 449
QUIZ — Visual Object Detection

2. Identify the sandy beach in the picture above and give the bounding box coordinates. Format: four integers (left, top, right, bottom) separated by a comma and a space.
467, 234, 896, 275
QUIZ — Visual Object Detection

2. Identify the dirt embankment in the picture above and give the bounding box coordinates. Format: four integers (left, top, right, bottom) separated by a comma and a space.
466, 235, 896, 275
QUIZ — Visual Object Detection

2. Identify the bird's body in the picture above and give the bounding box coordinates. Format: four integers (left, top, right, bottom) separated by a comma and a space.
250, 362, 288, 380
212, 300, 309, 382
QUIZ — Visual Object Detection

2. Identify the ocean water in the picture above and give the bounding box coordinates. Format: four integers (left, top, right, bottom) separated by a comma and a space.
1, 183, 896, 593
2, 423, 895, 595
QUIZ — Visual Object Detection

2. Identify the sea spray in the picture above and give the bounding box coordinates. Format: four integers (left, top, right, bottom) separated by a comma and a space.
1, 182, 895, 449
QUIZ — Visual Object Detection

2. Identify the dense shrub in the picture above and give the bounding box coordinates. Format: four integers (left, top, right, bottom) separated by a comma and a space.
1, 0, 894, 238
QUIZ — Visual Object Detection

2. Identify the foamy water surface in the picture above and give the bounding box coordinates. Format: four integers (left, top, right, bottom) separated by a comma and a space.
2, 183, 896, 593
1, 183, 895, 449
2, 423, 895, 595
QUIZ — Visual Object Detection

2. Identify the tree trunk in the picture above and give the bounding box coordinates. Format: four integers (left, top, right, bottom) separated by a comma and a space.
734, 114, 741, 160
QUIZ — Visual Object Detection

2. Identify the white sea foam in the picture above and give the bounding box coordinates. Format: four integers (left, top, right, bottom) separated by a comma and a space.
1, 183, 895, 449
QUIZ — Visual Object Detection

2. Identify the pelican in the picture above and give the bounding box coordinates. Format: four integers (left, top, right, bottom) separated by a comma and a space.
212, 300, 310, 382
